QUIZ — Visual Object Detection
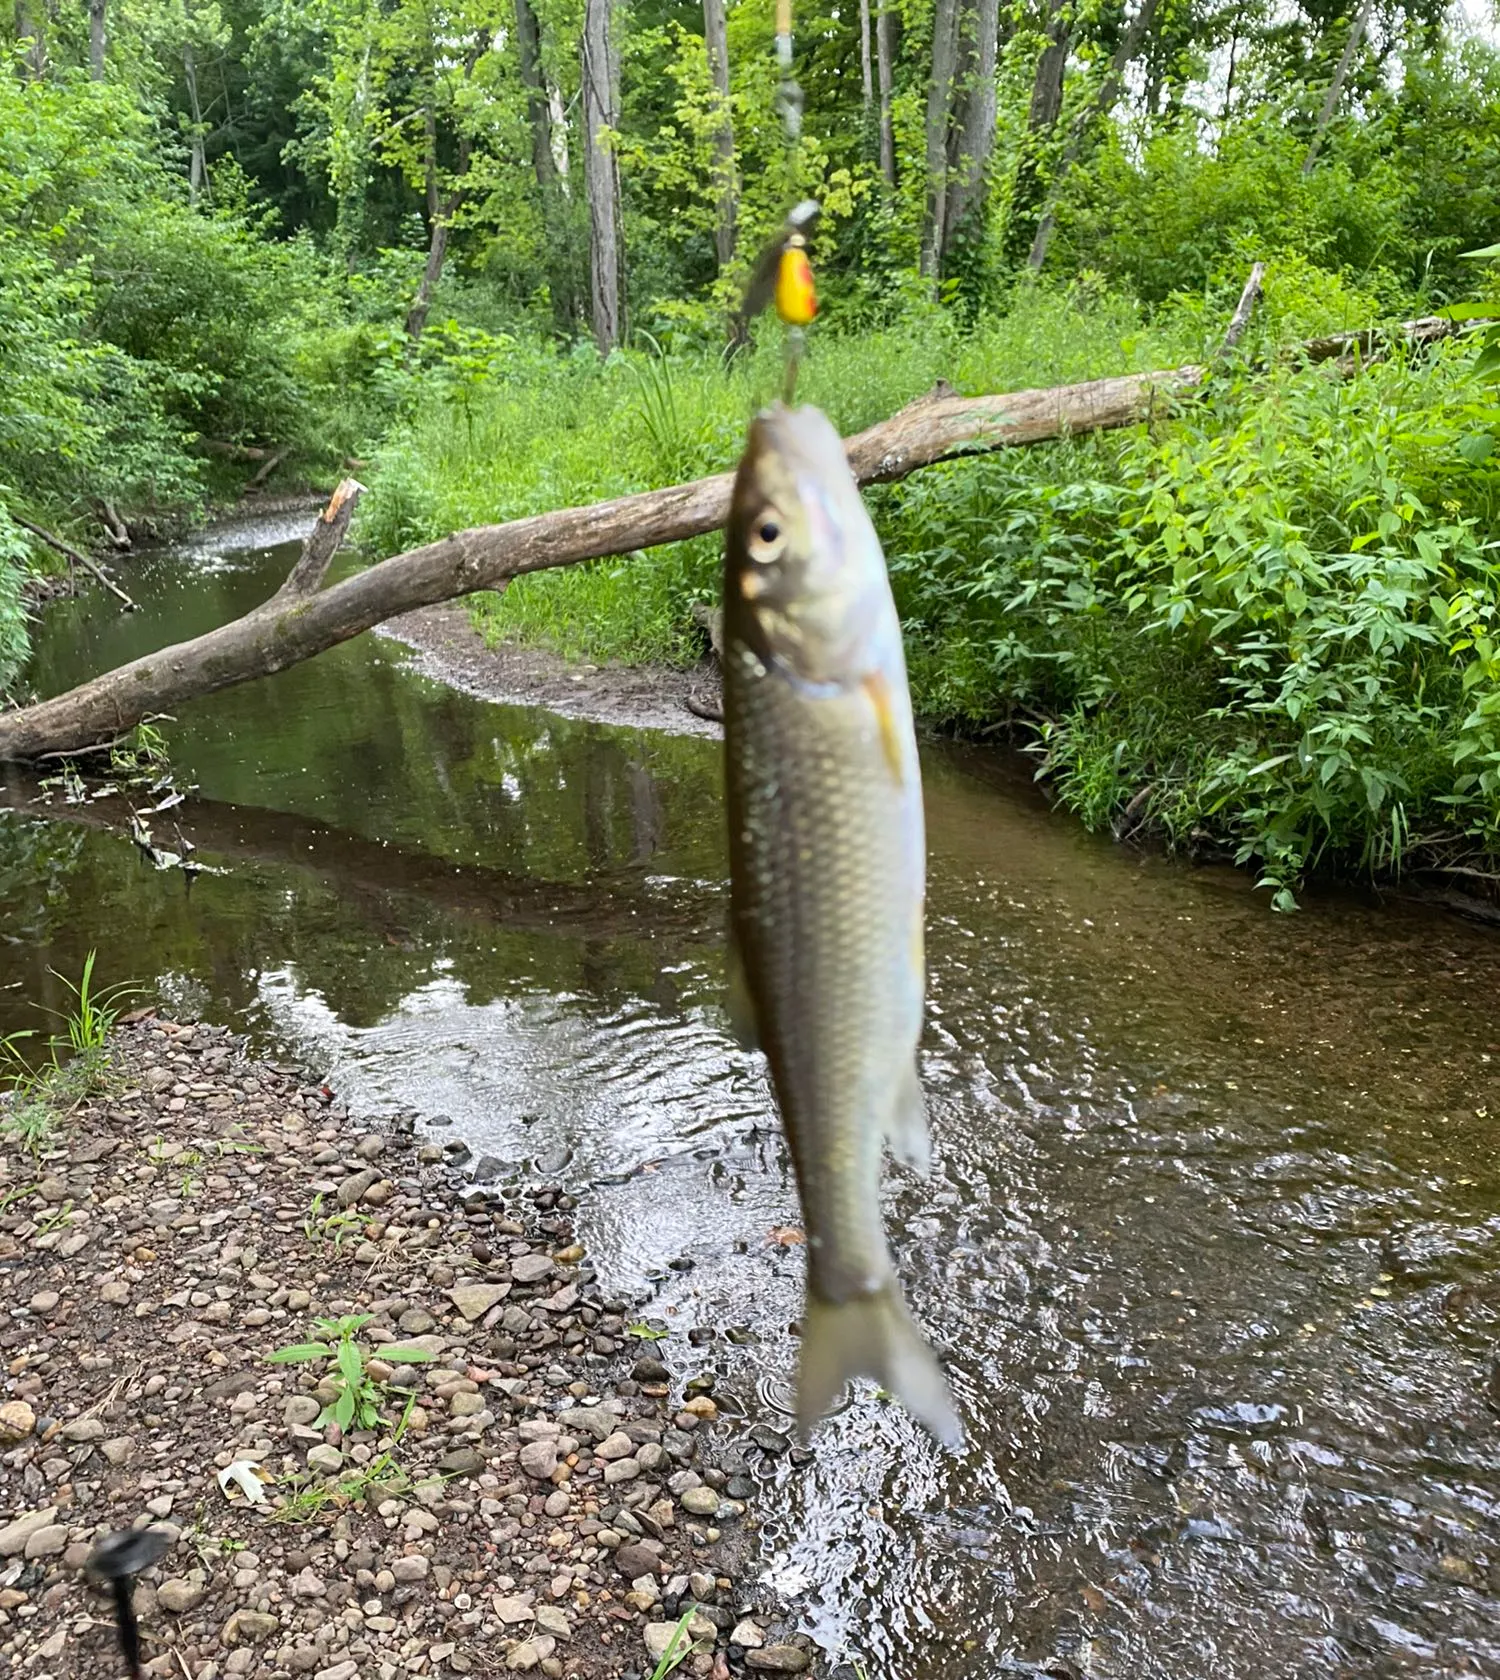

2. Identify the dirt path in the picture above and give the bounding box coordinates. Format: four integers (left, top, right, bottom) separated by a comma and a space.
0, 1016, 813, 1679
378, 604, 723, 741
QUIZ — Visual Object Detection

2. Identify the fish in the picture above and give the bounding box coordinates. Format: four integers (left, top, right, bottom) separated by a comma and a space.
720, 401, 962, 1449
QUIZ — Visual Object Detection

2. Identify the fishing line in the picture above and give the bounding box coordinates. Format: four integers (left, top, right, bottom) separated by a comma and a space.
739, 0, 819, 401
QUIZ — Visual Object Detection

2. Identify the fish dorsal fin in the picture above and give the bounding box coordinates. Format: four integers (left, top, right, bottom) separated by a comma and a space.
885, 1059, 931, 1173
725, 932, 760, 1051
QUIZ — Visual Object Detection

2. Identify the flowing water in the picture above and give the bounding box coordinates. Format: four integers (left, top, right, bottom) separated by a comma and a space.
5, 515, 1500, 1679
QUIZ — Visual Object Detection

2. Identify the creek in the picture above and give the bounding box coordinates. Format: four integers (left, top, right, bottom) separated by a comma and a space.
5, 513, 1500, 1678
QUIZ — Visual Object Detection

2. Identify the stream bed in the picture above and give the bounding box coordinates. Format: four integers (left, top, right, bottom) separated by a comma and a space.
5, 513, 1500, 1678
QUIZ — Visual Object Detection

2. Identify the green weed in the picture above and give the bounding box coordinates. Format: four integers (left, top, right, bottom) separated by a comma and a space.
267, 1314, 434, 1432
303, 1191, 367, 1251
647, 1605, 706, 1679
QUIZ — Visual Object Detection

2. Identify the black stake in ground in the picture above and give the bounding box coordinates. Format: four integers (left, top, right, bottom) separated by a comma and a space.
86, 1527, 172, 1678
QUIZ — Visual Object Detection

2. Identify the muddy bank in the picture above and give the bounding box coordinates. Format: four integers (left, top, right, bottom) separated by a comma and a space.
0, 1017, 815, 1680
379, 605, 722, 741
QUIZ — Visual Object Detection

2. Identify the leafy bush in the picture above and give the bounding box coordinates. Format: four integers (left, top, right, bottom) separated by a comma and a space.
885, 338, 1500, 902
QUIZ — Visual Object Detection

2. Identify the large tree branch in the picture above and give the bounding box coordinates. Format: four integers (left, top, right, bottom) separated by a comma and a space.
0, 317, 1476, 767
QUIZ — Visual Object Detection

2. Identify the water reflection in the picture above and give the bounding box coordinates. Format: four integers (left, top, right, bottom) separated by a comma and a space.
3, 516, 1500, 1675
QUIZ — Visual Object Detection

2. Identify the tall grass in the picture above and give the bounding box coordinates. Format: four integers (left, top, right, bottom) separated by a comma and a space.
356, 286, 1203, 665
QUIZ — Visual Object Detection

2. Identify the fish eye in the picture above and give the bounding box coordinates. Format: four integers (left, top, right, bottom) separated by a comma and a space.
747, 511, 786, 566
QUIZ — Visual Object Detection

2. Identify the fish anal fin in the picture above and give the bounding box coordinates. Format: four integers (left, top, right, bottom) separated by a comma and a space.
725, 933, 760, 1051
884, 1059, 931, 1173
797, 1281, 962, 1449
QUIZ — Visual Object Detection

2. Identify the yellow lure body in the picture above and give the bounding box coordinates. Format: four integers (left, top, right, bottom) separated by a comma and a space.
774, 246, 817, 327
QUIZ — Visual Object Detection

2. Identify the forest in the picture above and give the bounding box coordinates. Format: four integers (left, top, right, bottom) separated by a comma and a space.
4, 0, 1500, 900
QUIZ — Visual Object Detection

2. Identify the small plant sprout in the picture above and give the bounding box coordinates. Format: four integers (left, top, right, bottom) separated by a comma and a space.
627, 1321, 670, 1341
648, 1605, 707, 1679
267, 1314, 434, 1431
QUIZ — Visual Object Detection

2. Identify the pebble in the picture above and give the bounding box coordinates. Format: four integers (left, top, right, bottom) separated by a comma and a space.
603, 1457, 641, 1484
306, 1444, 343, 1475
28, 1289, 60, 1313
158, 1579, 207, 1614
392, 1556, 430, 1582
23, 1524, 69, 1558
614, 1542, 663, 1580
680, 1486, 720, 1516
511, 1253, 554, 1284
450, 1283, 510, 1320
336, 1168, 380, 1207
221, 1609, 280, 1645
518, 1439, 558, 1480
0, 1401, 36, 1442
284, 1396, 321, 1427
746, 1646, 812, 1672
731, 1618, 766, 1648
0, 1512, 56, 1559
448, 1390, 486, 1417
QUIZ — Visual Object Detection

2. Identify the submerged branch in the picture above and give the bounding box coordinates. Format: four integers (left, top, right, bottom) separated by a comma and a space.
13, 517, 137, 612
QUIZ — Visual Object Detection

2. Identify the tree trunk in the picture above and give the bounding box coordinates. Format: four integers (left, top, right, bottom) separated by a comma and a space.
183, 42, 206, 203
582, 0, 623, 353
88, 0, 104, 78
515, 0, 576, 332
859, 0, 873, 119
1302, 0, 1375, 174
943, 0, 1001, 259
919, 0, 962, 278
515, 0, 558, 201
876, 2, 896, 188
3, 307, 1458, 766
1027, 0, 1160, 272
702, 0, 737, 273
404, 196, 458, 345
1002, 0, 1071, 269
14, 0, 45, 77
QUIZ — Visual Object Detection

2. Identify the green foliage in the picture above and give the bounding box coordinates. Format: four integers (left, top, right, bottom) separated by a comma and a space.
885, 337, 1500, 901
267, 1312, 435, 1432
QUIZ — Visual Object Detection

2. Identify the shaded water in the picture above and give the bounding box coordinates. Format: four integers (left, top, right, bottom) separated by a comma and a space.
6, 516, 1500, 1677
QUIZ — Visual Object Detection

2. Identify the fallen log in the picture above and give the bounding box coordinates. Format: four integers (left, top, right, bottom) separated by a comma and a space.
0, 370, 1204, 762
0, 309, 1479, 766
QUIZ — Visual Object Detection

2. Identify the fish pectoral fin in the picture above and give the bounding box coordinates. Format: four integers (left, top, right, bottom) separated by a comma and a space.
860, 669, 907, 785
884, 1059, 931, 1174
797, 1281, 962, 1449
725, 933, 760, 1052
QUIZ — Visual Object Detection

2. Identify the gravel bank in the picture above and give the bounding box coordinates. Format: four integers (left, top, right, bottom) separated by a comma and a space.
0, 1015, 816, 1680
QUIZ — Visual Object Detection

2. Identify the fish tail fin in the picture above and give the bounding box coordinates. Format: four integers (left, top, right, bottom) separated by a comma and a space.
798, 1282, 963, 1449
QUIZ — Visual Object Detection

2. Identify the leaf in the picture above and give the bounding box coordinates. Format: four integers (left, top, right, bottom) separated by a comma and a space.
381, 1345, 437, 1362
1460, 243, 1500, 260
216, 1459, 272, 1506
626, 1321, 670, 1340
267, 1342, 333, 1363
334, 1388, 356, 1428
337, 1339, 363, 1388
